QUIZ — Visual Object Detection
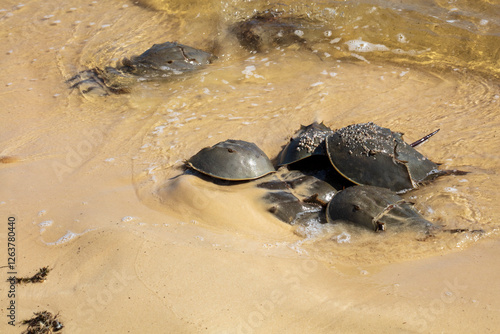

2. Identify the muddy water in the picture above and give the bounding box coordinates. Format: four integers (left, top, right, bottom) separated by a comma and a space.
1, 0, 500, 333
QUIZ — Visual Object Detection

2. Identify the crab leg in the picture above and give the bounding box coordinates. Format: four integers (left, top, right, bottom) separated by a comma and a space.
410, 129, 440, 147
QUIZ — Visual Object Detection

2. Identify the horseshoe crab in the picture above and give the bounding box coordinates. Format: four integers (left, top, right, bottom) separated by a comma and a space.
276, 122, 333, 166
180, 123, 472, 235
230, 10, 313, 52
326, 122, 438, 192
185, 139, 275, 181
326, 185, 436, 232
257, 168, 337, 224
68, 41, 215, 95
185, 138, 336, 224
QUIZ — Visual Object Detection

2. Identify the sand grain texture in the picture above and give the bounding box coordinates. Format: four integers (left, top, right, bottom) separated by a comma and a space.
1, 0, 499, 333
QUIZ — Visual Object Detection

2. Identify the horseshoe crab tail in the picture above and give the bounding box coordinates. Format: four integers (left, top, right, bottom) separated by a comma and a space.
410, 129, 440, 147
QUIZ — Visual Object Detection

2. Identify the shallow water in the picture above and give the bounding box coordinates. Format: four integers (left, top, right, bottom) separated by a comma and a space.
1, 0, 500, 332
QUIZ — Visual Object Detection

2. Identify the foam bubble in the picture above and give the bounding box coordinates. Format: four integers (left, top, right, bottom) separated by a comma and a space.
345, 39, 389, 52
45, 231, 78, 245
294, 30, 304, 37
39, 220, 53, 227
242, 65, 255, 77
152, 125, 166, 135
294, 217, 326, 239
396, 33, 408, 43
43, 229, 93, 246
288, 240, 308, 254
38, 220, 53, 233
336, 232, 351, 243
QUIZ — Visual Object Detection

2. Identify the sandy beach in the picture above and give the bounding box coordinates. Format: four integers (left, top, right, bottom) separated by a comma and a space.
1, 0, 499, 333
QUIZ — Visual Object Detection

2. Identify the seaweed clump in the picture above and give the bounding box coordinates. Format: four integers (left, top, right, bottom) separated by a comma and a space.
21, 311, 63, 334
15, 267, 51, 284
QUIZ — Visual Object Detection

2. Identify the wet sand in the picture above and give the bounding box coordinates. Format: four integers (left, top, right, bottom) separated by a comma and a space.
1, 0, 500, 333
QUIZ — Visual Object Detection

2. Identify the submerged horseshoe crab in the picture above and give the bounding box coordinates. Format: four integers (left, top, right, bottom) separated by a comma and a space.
230, 10, 315, 52
68, 42, 215, 95
257, 168, 337, 224
326, 185, 436, 232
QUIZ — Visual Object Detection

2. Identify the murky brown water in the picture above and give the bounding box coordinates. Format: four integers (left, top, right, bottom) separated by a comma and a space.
1, 0, 499, 332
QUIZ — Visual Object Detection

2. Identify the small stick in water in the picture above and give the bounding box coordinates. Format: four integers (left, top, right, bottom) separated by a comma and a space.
411, 129, 440, 147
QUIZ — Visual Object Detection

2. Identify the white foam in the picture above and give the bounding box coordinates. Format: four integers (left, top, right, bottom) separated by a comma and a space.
44, 230, 92, 246
288, 240, 308, 255
242, 65, 255, 78
345, 39, 389, 52
152, 125, 167, 135
336, 232, 351, 244
294, 29, 304, 37
350, 53, 370, 63
242, 65, 264, 79
39, 220, 53, 228
38, 220, 53, 233
294, 216, 326, 239
396, 33, 408, 43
